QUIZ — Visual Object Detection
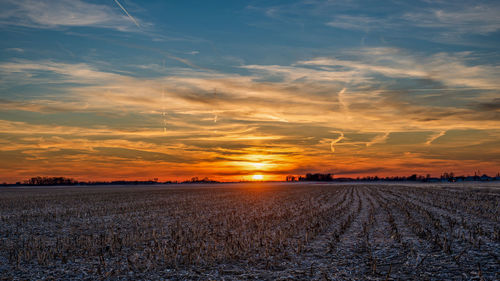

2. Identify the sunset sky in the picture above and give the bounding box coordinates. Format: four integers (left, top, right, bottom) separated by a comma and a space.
1, 0, 499, 182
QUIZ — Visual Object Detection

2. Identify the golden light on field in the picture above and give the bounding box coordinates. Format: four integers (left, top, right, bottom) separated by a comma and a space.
252, 174, 264, 180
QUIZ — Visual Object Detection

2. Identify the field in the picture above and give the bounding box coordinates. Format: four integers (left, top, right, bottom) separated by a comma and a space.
0, 183, 499, 280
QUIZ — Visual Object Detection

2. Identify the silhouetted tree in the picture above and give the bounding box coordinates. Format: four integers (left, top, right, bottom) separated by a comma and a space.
24, 176, 77, 185
299, 173, 334, 181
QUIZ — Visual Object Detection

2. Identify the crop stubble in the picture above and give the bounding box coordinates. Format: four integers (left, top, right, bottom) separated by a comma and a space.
0, 183, 498, 280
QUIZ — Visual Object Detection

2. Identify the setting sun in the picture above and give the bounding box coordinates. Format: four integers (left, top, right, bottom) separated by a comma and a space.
252, 174, 264, 180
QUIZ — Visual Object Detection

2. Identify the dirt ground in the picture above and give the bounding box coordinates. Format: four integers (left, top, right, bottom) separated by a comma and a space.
0, 182, 498, 280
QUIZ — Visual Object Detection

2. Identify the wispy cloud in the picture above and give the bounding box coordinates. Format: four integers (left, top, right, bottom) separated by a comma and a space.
0, 0, 139, 31
425, 131, 446, 145
403, 4, 500, 35
337, 87, 351, 120
297, 48, 500, 90
0, 59, 122, 86
326, 15, 394, 32
2, 52, 498, 132
1, 54, 498, 181
5, 47, 24, 52
330, 132, 344, 153
323, 2, 500, 45
0, 98, 86, 113
366, 132, 390, 147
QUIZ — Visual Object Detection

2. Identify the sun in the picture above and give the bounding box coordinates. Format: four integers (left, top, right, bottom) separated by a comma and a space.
252, 174, 264, 180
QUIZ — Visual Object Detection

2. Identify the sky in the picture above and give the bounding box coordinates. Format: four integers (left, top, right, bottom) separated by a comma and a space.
0, 0, 499, 182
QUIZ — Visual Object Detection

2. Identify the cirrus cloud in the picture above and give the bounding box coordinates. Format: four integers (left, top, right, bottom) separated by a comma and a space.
0, 0, 141, 31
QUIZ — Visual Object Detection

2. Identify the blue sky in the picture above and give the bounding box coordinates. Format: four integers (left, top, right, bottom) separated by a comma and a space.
0, 0, 499, 181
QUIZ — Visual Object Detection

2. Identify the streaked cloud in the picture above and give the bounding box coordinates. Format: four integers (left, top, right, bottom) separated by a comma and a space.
425, 131, 446, 145
327, 15, 394, 32
0, 0, 140, 31
298, 48, 500, 90
403, 4, 500, 34
0, 59, 121, 85
366, 132, 390, 147
1, 50, 498, 133
324, 2, 500, 45
5, 48, 24, 52
330, 132, 344, 153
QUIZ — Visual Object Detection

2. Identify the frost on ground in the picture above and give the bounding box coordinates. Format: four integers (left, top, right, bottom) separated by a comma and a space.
0, 182, 499, 280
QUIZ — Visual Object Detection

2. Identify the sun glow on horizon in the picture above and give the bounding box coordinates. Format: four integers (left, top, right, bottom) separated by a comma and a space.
252, 174, 264, 180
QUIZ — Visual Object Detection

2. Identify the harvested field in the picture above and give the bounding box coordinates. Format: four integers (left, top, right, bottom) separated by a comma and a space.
0, 182, 499, 280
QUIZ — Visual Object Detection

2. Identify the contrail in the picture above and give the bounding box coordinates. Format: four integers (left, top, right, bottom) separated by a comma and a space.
213, 88, 218, 123
161, 59, 167, 133
114, 0, 140, 28
425, 131, 446, 145
162, 87, 167, 133
338, 87, 352, 121
366, 132, 390, 147
338, 87, 347, 111
330, 132, 344, 153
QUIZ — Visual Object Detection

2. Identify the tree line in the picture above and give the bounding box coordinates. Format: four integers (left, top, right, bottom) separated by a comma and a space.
286, 172, 500, 182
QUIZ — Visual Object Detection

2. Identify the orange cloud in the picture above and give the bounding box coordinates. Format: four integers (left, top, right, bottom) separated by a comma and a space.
0, 50, 499, 182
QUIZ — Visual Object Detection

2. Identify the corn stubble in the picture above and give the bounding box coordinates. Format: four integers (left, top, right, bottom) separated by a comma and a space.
0, 183, 498, 280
